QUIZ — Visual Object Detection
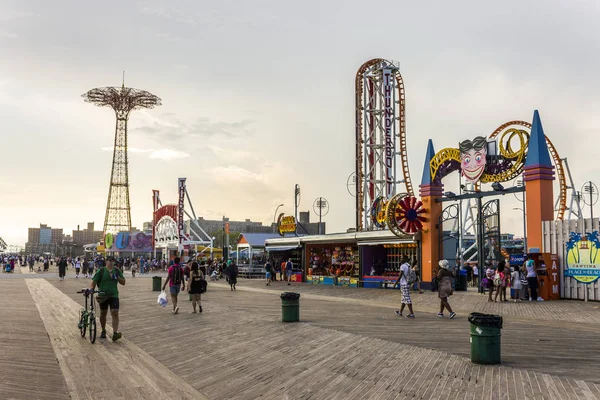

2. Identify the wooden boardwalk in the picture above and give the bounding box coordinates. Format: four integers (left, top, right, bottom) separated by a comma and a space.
0, 279, 70, 400
1, 274, 600, 399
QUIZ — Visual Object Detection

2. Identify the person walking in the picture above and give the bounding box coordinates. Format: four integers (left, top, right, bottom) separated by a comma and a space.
494, 261, 509, 302
226, 260, 238, 291
411, 259, 423, 294
82, 259, 89, 278
162, 257, 186, 314
58, 257, 67, 281
437, 260, 456, 319
75, 258, 81, 278
525, 256, 544, 301
472, 264, 479, 288
90, 256, 126, 341
187, 261, 205, 313
393, 256, 415, 318
485, 264, 495, 302
285, 258, 293, 285
510, 266, 522, 302
265, 260, 272, 286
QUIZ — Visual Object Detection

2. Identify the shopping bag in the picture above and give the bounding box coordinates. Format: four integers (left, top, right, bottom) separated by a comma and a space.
157, 290, 168, 307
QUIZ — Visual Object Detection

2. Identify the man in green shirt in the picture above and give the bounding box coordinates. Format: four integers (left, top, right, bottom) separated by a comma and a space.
90, 256, 126, 341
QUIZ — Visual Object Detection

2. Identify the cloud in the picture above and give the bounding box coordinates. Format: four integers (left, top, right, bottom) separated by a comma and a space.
0, 32, 18, 39
100, 147, 190, 161
148, 149, 190, 161
132, 114, 253, 142
101, 147, 151, 153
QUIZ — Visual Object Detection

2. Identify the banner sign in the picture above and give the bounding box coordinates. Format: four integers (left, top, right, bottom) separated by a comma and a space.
509, 254, 525, 266
104, 231, 153, 253
178, 178, 186, 246
565, 232, 600, 284
382, 68, 394, 196
277, 214, 297, 236
152, 189, 160, 250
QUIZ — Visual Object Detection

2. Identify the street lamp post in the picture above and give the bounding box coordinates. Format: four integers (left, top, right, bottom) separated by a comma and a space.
515, 179, 527, 253
513, 207, 527, 254
273, 204, 284, 232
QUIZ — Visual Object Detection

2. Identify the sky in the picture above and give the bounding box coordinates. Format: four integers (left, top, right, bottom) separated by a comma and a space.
1, 0, 600, 246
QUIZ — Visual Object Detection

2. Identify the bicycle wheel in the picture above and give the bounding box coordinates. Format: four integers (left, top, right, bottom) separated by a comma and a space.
89, 313, 97, 344
79, 311, 87, 338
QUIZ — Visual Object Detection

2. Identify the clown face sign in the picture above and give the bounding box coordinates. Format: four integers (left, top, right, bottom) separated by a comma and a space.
459, 136, 487, 183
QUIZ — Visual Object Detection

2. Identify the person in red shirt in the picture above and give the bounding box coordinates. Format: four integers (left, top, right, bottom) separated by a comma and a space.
162, 257, 186, 314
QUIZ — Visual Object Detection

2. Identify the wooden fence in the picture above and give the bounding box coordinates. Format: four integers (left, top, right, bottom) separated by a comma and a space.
543, 218, 600, 301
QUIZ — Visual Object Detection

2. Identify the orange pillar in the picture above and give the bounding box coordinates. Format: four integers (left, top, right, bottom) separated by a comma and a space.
523, 110, 555, 252
419, 190, 443, 282
524, 179, 554, 251
419, 139, 443, 283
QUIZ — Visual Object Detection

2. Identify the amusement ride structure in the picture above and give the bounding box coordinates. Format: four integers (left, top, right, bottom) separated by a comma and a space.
152, 178, 212, 257
353, 57, 578, 282
82, 77, 161, 236
355, 59, 414, 231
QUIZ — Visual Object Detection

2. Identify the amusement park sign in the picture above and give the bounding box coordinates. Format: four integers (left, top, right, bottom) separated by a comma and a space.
565, 232, 600, 284
277, 214, 297, 236
383, 68, 394, 196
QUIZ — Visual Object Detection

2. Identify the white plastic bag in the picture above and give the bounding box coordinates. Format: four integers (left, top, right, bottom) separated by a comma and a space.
158, 290, 168, 307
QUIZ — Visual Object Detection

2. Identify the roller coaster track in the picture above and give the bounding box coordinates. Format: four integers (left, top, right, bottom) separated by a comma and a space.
488, 120, 567, 220
355, 58, 414, 230
0, 237, 6, 251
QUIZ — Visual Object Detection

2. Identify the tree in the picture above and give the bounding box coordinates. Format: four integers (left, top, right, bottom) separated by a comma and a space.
209, 230, 241, 249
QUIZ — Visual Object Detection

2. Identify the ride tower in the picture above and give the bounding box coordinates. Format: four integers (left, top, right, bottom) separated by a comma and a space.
83, 80, 161, 236
355, 58, 414, 231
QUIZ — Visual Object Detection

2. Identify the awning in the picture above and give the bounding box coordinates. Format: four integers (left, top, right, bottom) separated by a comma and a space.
265, 245, 300, 252
358, 240, 414, 246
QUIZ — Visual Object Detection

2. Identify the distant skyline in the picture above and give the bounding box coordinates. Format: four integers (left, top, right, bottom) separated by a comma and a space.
2, 0, 600, 246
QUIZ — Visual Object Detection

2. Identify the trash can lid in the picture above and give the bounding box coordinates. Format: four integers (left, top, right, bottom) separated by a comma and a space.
280, 292, 301, 300
468, 312, 503, 329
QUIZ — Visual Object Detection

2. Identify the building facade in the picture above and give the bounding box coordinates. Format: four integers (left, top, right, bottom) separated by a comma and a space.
72, 222, 103, 246
25, 224, 63, 254
186, 217, 273, 238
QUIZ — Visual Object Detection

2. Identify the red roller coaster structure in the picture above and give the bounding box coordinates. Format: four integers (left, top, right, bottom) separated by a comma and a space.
355, 58, 414, 231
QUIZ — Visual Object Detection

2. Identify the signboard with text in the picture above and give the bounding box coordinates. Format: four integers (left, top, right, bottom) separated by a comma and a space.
277, 214, 297, 236
565, 232, 600, 284
104, 231, 153, 253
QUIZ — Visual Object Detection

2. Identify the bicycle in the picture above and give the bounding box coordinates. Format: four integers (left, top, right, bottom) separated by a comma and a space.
77, 288, 103, 344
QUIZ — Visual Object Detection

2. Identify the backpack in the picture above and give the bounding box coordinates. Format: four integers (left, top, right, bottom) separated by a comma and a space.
199, 278, 208, 294
407, 269, 417, 285
431, 276, 439, 292
171, 265, 183, 285
265, 263, 272, 273
493, 273, 501, 287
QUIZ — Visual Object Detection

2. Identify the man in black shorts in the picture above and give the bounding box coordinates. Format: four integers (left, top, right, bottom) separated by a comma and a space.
90, 256, 126, 341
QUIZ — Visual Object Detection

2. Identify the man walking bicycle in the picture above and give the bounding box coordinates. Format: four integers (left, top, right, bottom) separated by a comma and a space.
90, 256, 126, 341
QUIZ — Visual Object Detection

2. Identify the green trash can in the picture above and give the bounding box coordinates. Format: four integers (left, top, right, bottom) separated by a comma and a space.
152, 276, 162, 292
281, 292, 300, 322
468, 313, 503, 365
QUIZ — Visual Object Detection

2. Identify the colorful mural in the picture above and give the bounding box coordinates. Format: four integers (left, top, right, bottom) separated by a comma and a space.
104, 231, 153, 253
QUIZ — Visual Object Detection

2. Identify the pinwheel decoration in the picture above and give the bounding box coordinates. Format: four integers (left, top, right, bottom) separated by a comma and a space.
386, 194, 427, 236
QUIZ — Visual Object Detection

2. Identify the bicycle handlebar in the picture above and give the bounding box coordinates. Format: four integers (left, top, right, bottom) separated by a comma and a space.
77, 289, 99, 295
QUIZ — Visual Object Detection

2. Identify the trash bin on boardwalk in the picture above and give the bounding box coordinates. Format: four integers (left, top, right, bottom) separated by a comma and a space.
152, 276, 162, 292
281, 292, 300, 322
468, 313, 503, 365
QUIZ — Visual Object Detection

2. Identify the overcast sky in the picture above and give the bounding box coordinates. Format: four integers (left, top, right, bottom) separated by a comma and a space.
1, 0, 599, 246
